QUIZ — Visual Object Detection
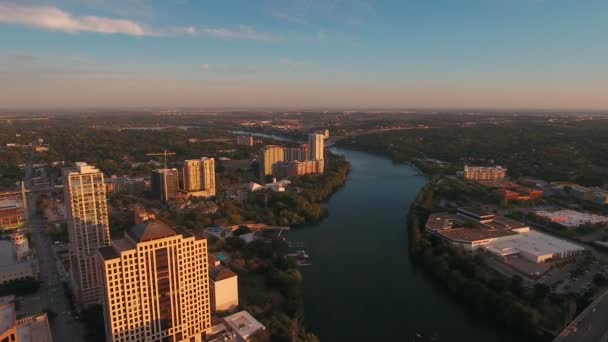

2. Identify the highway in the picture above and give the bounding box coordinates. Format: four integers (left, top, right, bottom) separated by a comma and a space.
554, 289, 608, 342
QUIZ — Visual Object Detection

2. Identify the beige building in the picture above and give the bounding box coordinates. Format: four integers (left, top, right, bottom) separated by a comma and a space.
63, 162, 110, 307
259, 145, 285, 177
463, 165, 507, 181
98, 220, 212, 342
308, 133, 324, 161
285, 144, 309, 162
0, 233, 36, 284
183, 158, 216, 198
209, 256, 238, 313
0, 296, 53, 342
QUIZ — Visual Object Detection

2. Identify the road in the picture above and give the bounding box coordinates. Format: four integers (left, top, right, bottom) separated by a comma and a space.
20, 142, 86, 341
554, 289, 608, 342
23, 192, 86, 341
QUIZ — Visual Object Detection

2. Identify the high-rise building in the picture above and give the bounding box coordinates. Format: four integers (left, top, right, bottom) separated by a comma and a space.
463, 166, 507, 181
259, 145, 285, 177
98, 220, 212, 342
285, 144, 309, 162
183, 158, 216, 198
63, 162, 110, 307
272, 160, 325, 178
151, 168, 180, 202
236, 135, 254, 147
308, 133, 324, 161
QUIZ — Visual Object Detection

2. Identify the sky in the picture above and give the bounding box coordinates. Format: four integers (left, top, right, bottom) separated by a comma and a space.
0, 0, 607, 110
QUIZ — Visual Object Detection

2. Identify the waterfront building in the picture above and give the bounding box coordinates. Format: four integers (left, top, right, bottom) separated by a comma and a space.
209, 255, 239, 312
258, 145, 285, 177
463, 165, 507, 181
98, 220, 212, 342
236, 135, 254, 147
308, 133, 324, 161
0, 296, 53, 342
151, 168, 180, 202
285, 144, 309, 162
222, 311, 265, 341
272, 159, 325, 177
63, 162, 110, 307
183, 157, 216, 198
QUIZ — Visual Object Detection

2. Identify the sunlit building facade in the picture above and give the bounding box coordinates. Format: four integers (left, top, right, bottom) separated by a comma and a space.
183, 158, 216, 198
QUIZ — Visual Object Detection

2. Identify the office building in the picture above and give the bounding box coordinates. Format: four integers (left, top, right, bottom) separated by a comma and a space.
0, 187, 27, 231
151, 168, 180, 202
285, 144, 309, 162
308, 133, 324, 161
0, 296, 53, 342
236, 135, 254, 147
463, 165, 507, 181
183, 158, 216, 198
0, 233, 37, 284
63, 162, 110, 307
98, 220, 212, 342
258, 145, 285, 177
105, 176, 149, 195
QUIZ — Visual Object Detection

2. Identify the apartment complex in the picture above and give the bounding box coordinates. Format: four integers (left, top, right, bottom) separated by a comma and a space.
272, 159, 325, 177
183, 158, 216, 198
0, 296, 53, 342
209, 255, 239, 313
63, 162, 111, 307
308, 133, 324, 161
105, 176, 149, 195
463, 165, 507, 181
151, 168, 180, 202
258, 145, 285, 177
236, 135, 254, 147
98, 220, 212, 342
285, 144, 309, 162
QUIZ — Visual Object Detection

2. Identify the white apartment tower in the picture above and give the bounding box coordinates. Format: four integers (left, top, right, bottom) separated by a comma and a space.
183, 157, 216, 198
98, 220, 212, 342
308, 133, 324, 161
63, 162, 110, 307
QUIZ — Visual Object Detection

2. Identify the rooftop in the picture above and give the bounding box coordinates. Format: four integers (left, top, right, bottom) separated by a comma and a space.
223, 311, 265, 340
439, 227, 518, 243
128, 220, 177, 242
210, 266, 237, 282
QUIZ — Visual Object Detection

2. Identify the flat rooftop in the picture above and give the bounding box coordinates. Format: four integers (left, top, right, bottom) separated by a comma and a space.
16, 314, 52, 342
0, 241, 16, 266
535, 210, 608, 228
457, 207, 495, 218
223, 311, 265, 340
486, 230, 585, 257
439, 227, 518, 243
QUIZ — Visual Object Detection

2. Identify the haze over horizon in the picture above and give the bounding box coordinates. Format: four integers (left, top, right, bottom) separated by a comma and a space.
1, 0, 607, 110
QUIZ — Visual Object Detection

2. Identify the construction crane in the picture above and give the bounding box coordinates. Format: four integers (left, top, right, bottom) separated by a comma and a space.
146, 150, 175, 169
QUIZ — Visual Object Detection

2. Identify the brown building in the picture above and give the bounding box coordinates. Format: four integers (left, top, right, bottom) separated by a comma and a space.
272, 159, 325, 177
463, 165, 507, 181
285, 144, 309, 162
0, 188, 26, 231
98, 220, 212, 342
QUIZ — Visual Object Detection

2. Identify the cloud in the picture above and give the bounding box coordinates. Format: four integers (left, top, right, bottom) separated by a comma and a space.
279, 58, 304, 67
0, 3, 147, 35
0, 3, 273, 41
201, 64, 268, 74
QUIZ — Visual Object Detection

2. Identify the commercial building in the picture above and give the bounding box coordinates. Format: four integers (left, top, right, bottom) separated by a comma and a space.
425, 210, 585, 263
272, 159, 325, 177
222, 311, 265, 342
0, 188, 27, 231
285, 144, 309, 162
105, 176, 149, 195
0, 233, 37, 284
534, 210, 608, 228
98, 220, 212, 342
258, 145, 285, 177
236, 135, 254, 147
308, 133, 324, 161
247, 179, 291, 193
183, 157, 216, 198
463, 165, 507, 181
63, 162, 110, 307
151, 168, 180, 202
0, 296, 53, 342
494, 188, 543, 201
209, 255, 239, 313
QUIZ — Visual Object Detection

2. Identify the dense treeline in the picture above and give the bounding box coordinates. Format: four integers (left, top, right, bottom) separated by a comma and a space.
407, 180, 576, 340
340, 119, 608, 186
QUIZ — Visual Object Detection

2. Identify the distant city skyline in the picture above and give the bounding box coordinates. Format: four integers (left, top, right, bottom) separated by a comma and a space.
1, 0, 607, 109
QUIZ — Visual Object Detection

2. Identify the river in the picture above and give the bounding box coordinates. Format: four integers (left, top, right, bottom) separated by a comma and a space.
236, 131, 514, 341
289, 148, 516, 341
